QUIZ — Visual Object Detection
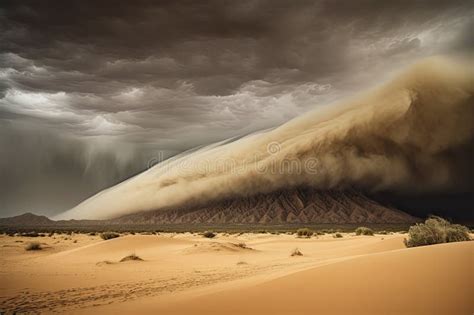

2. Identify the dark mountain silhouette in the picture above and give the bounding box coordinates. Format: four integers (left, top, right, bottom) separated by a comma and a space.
0, 212, 54, 226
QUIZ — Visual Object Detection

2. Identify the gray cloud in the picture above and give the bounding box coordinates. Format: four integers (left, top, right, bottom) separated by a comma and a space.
0, 0, 472, 216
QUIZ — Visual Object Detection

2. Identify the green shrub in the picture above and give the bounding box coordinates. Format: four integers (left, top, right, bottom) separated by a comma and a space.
404, 216, 471, 248
100, 232, 120, 240
355, 227, 374, 236
202, 231, 216, 238
25, 242, 42, 251
296, 228, 314, 238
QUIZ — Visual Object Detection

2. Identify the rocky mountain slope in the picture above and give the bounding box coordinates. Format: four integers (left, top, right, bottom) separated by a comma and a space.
1, 189, 419, 226
114, 189, 419, 224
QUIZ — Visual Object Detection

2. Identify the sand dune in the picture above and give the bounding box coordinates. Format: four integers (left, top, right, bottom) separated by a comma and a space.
93, 241, 474, 315
182, 242, 256, 254
2, 232, 471, 314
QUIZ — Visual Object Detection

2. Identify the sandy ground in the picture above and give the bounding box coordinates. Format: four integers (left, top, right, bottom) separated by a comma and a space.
0, 232, 472, 314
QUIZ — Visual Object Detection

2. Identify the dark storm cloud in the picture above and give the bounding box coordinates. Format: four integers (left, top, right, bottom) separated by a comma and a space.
0, 0, 472, 216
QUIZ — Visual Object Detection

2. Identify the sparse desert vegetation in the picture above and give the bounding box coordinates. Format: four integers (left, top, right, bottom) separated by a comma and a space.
404, 216, 471, 248
202, 231, 216, 238
20, 231, 39, 237
25, 242, 42, 251
100, 232, 120, 240
291, 248, 303, 256
355, 227, 374, 236
296, 228, 314, 238
120, 253, 143, 262
1, 222, 472, 314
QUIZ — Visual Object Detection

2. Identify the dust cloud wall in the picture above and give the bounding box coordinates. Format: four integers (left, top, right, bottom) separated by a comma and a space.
57, 56, 474, 220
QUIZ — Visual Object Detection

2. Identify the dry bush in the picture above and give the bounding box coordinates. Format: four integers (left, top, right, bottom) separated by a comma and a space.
120, 253, 143, 262
355, 227, 374, 236
291, 248, 303, 256
25, 242, 42, 251
202, 231, 216, 238
21, 231, 39, 237
333, 233, 343, 238
404, 216, 471, 248
100, 232, 120, 240
296, 228, 314, 238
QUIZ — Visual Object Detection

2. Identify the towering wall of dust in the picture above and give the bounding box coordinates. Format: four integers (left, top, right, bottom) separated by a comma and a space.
57, 56, 474, 220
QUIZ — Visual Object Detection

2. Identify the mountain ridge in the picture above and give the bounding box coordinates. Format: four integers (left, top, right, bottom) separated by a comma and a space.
114, 188, 419, 224
0, 189, 419, 226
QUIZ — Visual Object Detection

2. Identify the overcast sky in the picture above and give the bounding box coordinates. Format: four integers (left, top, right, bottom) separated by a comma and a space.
0, 0, 472, 217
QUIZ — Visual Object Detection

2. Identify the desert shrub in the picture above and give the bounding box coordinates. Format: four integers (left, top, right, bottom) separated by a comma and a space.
202, 231, 216, 238
377, 230, 388, 235
236, 261, 248, 265
296, 228, 314, 238
25, 242, 42, 251
333, 233, 343, 238
21, 231, 39, 237
100, 232, 120, 240
236, 242, 248, 249
120, 253, 143, 262
404, 216, 471, 248
88, 232, 96, 236
355, 227, 374, 236
291, 248, 303, 256
321, 229, 336, 234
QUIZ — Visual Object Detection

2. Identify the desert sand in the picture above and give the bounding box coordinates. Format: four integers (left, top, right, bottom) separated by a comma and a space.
0, 232, 472, 314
